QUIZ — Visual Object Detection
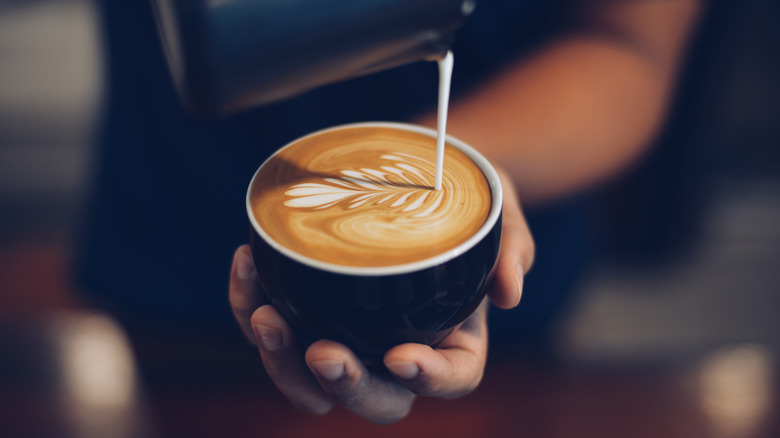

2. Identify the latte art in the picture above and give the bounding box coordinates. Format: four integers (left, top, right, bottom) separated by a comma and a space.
250, 126, 491, 267
284, 153, 446, 220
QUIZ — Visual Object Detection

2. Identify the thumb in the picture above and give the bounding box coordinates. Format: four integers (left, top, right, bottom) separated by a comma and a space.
487, 169, 535, 309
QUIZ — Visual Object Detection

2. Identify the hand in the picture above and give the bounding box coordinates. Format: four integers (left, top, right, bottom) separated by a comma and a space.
229, 169, 534, 424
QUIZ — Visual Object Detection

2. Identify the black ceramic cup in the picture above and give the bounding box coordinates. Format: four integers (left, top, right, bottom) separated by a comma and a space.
247, 122, 502, 360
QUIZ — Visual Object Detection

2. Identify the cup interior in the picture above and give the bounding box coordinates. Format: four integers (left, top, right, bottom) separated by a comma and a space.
246, 122, 503, 276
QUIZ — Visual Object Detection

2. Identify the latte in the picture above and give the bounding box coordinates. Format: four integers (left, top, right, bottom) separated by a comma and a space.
249, 125, 492, 268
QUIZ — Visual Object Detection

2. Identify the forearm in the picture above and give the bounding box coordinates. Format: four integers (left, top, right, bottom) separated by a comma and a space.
445, 37, 678, 203
421, 0, 701, 203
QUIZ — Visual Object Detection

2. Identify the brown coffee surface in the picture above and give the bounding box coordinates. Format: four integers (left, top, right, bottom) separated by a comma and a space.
250, 126, 491, 267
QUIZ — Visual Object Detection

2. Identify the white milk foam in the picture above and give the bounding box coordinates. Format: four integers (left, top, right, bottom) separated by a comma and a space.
435, 51, 454, 191
284, 152, 445, 220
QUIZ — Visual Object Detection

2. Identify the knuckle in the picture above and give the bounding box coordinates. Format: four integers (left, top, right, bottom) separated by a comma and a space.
502, 219, 526, 237
328, 385, 361, 406
316, 371, 362, 404
261, 356, 289, 378
324, 375, 414, 424
521, 243, 536, 271
251, 304, 277, 326
427, 354, 485, 399
457, 371, 484, 398
438, 373, 482, 400
228, 288, 251, 311
405, 372, 449, 398
235, 244, 252, 257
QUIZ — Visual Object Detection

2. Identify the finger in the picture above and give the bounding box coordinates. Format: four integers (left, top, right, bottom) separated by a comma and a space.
229, 245, 268, 343
305, 340, 416, 425
251, 305, 334, 415
384, 299, 489, 399
488, 169, 535, 309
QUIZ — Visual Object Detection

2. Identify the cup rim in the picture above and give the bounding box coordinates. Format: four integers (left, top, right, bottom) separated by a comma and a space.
246, 121, 503, 276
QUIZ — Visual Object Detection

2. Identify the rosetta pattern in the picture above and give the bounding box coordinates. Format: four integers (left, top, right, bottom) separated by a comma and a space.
284, 153, 443, 218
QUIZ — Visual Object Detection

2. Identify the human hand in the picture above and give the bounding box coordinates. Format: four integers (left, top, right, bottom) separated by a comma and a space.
229, 169, 534, 424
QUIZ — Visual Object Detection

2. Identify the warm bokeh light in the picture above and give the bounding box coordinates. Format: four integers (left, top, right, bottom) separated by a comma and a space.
699, 344, 775, 438
61, 315, 136, 409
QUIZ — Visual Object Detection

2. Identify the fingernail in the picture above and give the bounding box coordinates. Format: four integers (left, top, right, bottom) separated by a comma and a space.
311, 360, 345, 382
237, 251, 256, 280
386, 361, 420, 380
254, 324, 282, 351
513, 263, 524, 306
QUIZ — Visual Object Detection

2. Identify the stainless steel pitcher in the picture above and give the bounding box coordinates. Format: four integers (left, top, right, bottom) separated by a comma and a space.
152, 0, 477, 116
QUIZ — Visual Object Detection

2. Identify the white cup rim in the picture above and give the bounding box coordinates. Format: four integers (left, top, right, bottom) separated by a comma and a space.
246, 122, 503, 276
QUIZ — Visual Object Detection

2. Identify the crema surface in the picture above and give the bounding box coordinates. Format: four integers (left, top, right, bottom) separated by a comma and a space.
250, 126, 491, 267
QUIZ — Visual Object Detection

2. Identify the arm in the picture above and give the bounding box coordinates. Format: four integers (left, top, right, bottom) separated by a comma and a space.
229, 0, 700, 424
420, 0, 702, 202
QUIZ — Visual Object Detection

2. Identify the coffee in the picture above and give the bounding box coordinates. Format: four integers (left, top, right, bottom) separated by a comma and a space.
249, 125, 491, 268
247, 122, 503, 357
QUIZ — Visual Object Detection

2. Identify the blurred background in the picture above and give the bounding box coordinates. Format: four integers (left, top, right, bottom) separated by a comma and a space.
1, 0, 778, 437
